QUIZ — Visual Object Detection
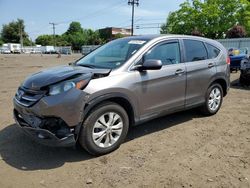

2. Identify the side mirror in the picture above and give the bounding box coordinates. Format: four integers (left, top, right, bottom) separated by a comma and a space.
134, 59, 162, 71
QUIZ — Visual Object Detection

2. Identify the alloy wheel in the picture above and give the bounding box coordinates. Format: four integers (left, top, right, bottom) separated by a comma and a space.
208, 87, 221, 111
92, 112, 123, 148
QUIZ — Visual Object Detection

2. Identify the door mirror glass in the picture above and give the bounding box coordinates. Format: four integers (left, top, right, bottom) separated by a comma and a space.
135, 59, 162, 71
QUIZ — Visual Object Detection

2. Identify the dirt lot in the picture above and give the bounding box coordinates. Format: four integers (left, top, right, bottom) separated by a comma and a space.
0, 54, 249, 188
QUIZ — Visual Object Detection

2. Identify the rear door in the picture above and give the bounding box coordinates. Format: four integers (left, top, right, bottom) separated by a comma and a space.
134, 40, 186, 118
182, 39, 217, 107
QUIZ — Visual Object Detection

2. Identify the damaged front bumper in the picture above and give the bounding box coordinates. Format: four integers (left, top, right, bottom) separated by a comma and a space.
13, 109, 76, 147
12, 87, 89, 147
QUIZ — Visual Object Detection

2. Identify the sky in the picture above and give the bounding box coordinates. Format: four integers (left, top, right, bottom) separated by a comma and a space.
0, 0, 185, 40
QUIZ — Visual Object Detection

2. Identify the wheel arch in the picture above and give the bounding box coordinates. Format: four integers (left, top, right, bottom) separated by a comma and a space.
83, 93, 137, 127
209, 78, 228, 97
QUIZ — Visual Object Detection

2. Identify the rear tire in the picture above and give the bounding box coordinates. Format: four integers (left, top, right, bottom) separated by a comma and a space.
78, 102, 129, 156
200, 83, 223, 116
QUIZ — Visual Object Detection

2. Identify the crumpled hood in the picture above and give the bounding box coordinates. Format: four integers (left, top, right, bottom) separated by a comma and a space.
22, 65, 111, 90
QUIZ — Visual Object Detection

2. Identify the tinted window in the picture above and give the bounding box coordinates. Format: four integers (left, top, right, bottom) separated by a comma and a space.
144, 42, 180, 65
184, 40, 207, 62
206, 43, 220, 59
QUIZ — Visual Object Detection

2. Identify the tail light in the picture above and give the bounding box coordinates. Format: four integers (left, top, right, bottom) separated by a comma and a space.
226, 57, 231, 65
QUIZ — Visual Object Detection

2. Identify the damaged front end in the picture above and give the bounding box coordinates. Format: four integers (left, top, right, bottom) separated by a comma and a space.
13, 64, 111, 147
14, 109, 76, 147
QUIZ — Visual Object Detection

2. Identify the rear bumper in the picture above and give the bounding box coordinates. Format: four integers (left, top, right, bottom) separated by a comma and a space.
14, 109, 76, 147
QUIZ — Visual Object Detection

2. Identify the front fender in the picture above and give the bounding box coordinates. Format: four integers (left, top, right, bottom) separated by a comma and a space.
82, 92, 139, 124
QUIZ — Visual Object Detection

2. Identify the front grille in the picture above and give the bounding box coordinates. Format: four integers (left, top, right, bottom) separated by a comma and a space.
15, 87, 46, 107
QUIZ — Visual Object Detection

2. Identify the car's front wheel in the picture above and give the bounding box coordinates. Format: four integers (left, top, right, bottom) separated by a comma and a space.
200, 83, 223, 115
78, 102, 129, 156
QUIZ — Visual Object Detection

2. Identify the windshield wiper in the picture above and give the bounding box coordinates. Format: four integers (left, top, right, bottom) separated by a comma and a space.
77, 64, 96, 69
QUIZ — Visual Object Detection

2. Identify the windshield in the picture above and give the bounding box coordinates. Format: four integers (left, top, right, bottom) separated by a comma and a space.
76, 38, 149, 69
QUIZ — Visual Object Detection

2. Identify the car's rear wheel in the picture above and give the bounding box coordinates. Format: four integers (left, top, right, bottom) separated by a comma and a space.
78, 102, 129, 156
200, 83, 223, 115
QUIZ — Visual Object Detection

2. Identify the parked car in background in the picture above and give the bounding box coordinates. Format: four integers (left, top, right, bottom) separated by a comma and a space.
13, 35, 230, 155
8, 43, 21, 54
228, 47, 249, 72
82, 45, 100, 55
41, 46, 57, 54
240, 56, 250, 86
1, 48, 11, 54
30, 49, 42, 54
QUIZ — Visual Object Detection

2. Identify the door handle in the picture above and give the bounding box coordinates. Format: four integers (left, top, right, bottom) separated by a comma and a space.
175, 69, 185, 75
208, 63, 215, 68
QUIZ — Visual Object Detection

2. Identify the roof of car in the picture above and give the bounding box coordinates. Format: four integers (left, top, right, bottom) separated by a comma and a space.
125, 34, 208, 41
124, 34, 225, 51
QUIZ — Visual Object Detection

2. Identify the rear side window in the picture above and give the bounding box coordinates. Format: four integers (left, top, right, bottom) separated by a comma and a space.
206, 43, 220, 59
144, 42, 181, 65
183, 39, 207, 62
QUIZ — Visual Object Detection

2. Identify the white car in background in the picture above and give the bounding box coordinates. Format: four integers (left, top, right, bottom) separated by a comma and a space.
1, 48, 11, 54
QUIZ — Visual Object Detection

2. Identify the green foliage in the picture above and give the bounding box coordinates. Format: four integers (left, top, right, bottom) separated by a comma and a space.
35, 35, 54, 46
1, 18, 31, 43
161, 0, 249, 39
0, 37, 3, 46
114, 33, 125, 39
35, 21, 112, 50
62, 22, 103, 50
237, 0, 250, 36
65, 22, 84, 35
35, 34, 69, 46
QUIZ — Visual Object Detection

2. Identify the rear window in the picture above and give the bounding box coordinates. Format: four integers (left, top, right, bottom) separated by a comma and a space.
183, 39, 208, 62
206, 43, 220, 59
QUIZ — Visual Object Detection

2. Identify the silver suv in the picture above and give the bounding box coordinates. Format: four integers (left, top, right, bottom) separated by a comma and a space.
13, 35, 230, 155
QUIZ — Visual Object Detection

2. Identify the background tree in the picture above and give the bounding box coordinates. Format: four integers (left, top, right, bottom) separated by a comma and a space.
161, 0, 247, 39
35, 34, 69, 46
237, 0, 250, 36
35, 35, 54, 46
226, 25, 247, 38
63, 22, 103, 50
63, 22, 86, 50
1, 19, 32, 45
65, 22, 83, 35
114, 33, 125, 39
0, 37, 3, 46
191, 28, 203, 36
35, 21, 104, 50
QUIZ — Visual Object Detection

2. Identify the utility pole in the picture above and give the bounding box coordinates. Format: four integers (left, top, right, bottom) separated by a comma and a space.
49, 22, 57, 47
19, 24, 23, 52
128, 0, 139, 36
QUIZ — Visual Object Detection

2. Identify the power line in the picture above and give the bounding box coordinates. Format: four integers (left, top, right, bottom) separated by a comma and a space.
128, 0, 139, 36
58, 0, 125, 25
136, 22, 164, 26
28, 0, 125, 36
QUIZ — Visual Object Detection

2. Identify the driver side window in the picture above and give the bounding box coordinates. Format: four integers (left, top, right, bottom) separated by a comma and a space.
144, 42, 181, 65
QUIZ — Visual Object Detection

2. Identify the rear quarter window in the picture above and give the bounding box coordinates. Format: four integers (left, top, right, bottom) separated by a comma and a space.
183, 39, 208, 62
206, 43, 221, 59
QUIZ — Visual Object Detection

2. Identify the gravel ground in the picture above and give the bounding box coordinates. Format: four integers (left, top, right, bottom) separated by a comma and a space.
0, 54, 249, 188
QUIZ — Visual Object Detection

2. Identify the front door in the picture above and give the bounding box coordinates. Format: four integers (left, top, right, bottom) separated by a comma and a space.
134, 40, 186, 118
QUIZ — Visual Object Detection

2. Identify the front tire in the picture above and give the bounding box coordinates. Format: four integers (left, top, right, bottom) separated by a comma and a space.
78, 102, 129, 156
200, 83, 223, 116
